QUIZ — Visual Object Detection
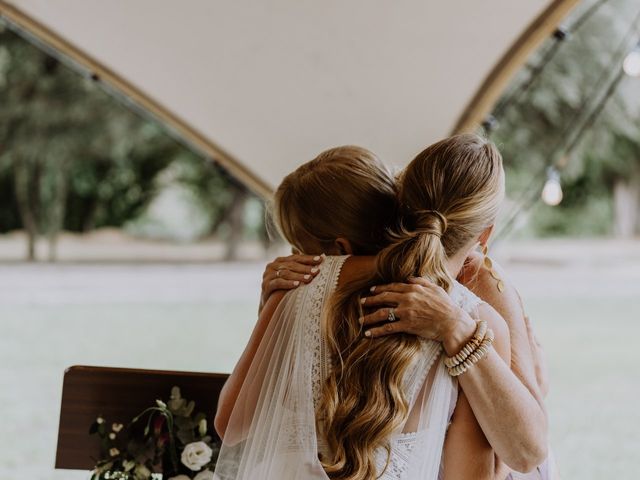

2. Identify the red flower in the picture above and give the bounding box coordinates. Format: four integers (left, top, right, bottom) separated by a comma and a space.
153, 415, 165, 435
157, 432, 170, 448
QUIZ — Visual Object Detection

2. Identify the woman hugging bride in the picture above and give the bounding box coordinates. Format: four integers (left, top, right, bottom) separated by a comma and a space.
213, 134, 556, 479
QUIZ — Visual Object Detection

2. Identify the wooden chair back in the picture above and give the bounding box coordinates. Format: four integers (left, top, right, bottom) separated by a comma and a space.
55, 365, 228, 470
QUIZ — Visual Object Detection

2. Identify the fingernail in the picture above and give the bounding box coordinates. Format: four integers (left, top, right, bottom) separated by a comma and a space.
293, 281, 300, 286
321, 253, 326, 258
304, 274, 311, 280
364, 330, 371, 337
310, 267, 319, 273
370, 286, 376, 293
360, 297, 366, 305
313, 256, 321, 261
358, 317, 364, 324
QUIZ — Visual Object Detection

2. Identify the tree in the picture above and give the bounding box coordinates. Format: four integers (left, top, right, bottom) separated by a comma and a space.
490, 0, 640, 237
0, 24, 272, 261
0, 25, 261, 260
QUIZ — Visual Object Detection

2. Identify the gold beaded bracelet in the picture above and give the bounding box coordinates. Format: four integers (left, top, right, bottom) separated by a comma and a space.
448, 329, 495, 377
444, 320, 488, 368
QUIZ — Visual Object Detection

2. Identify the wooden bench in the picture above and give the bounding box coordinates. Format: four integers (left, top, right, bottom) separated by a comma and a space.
55, 365, 229, 470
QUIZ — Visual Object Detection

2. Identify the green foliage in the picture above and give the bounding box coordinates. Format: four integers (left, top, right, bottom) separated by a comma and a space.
0, 26, 183, 233
491, 0, 640, 237
0, 24, 267, 259
170, 152, 242, 237
527, 195, 613, 237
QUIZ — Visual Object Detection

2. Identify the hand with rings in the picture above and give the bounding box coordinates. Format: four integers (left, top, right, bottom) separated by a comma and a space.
359, 277, 473, 344
260, 253, 325, 312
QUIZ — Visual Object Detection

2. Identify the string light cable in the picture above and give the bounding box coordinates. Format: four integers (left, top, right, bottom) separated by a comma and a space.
494, 7, 640, 241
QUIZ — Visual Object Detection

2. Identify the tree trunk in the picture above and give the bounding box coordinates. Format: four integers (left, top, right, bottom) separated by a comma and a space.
13, 159, 39, 261
81, 196, 100, 232
613, 175, 640, 238
47, 160, 69, 262
224, 188, 248, 261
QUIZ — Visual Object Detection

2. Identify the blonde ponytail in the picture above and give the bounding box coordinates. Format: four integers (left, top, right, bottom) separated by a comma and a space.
318, 134, 504, 479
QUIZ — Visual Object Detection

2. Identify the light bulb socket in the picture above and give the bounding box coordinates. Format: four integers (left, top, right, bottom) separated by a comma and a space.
546, 166, 561, 181
482, 115, 499, 133
553, 27, 570, 41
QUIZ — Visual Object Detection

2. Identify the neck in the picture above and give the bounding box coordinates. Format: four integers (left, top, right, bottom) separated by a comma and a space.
445, 247, 473, 281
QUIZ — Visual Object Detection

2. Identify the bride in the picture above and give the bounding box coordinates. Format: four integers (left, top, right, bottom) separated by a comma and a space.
214, 134, 552, 479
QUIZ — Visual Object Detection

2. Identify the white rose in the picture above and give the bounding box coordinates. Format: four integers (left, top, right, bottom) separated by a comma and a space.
181, 441, 213, 471
194, 470, 215, 480
167, 476, 191, 480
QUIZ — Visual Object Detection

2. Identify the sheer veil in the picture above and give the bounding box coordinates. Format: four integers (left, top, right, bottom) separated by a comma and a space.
213, 256, 457, 480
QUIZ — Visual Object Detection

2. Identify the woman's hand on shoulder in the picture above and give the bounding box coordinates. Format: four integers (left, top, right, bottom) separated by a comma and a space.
259, 254, 324, 312
358, 277, 510, 363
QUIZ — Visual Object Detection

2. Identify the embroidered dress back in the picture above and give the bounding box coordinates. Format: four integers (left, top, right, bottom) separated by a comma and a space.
214, 256, 484, 480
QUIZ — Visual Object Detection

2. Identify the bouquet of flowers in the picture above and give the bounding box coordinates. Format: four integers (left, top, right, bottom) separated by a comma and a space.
90, 386, 220, 480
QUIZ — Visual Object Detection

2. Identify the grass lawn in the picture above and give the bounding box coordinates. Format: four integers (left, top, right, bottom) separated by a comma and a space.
0, 256, 638, 479
528, 296, 639, 479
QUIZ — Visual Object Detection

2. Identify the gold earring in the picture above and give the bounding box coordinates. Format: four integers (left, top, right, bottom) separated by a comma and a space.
482, 244, 505, 292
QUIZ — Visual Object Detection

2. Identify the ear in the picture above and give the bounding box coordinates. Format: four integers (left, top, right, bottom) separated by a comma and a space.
334, 237, 354, 255
478, 224, 494, 248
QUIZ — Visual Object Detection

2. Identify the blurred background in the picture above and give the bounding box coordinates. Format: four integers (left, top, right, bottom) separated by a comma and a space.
1, 0, 639, 479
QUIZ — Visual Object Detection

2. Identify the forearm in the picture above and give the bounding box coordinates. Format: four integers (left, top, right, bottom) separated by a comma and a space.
214, 291, 285, 437
442, 393, 500, 480
458, 349, 548, 472
444, 314, 548, 472
214, 329, 265, 437
523, 314, 550, 397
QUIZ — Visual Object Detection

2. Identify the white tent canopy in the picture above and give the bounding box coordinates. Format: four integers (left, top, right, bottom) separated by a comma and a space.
1, 0, 578, 195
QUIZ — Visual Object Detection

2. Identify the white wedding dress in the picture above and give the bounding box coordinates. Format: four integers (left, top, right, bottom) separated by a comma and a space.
214, 256, 485, 480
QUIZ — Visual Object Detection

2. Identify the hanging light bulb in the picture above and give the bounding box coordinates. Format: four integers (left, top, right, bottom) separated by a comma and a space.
541, 167, 563, 206
623, 43, 640, 77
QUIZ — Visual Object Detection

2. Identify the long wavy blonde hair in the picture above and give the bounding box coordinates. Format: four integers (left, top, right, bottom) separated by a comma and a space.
273, 135, 505, 479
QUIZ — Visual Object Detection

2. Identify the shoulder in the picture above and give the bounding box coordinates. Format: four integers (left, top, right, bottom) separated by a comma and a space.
460, 251, 526, 334
451, 277, 511, 362
477, 301, 511, 363
336, 255, 376, 288
302, 254, 351, 289
450, 280, 483, 313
